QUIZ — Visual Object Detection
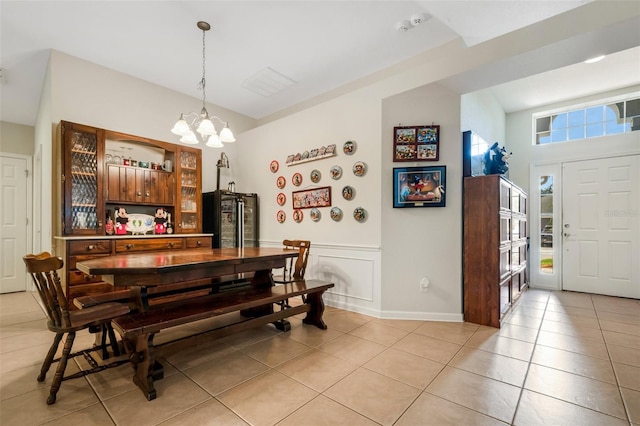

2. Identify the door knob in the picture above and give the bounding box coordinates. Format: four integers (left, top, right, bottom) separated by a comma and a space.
563, 233, 570, 237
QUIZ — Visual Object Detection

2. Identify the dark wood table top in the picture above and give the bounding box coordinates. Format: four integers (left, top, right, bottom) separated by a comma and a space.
76, 247, 298, 286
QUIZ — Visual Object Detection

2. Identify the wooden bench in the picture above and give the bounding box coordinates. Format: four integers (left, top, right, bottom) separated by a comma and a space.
110, 279, 334, 401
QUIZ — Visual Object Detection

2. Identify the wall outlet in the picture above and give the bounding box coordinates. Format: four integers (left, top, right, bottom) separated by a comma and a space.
419, 277, 430, 292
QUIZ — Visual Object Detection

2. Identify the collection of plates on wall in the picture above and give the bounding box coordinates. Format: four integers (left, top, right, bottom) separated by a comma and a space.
271, 140, 367, 224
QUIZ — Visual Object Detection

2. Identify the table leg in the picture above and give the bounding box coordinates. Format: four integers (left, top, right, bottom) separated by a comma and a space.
127, 333, 164, 401
302, 291, 328, 330
129, 286, 150, 312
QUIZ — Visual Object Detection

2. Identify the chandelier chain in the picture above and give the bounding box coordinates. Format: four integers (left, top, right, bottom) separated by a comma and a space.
200, 27, 206, 109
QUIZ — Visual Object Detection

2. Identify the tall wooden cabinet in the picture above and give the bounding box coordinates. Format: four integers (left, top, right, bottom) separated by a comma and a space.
56, 121, 208, 307
463, 175, 528, 328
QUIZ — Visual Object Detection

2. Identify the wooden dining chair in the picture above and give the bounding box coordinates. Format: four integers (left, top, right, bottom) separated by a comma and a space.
23, 252, 130, 405
272, 240, 311, 284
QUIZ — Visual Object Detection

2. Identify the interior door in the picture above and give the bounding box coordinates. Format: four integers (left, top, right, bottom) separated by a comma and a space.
562, 155, 639, 298
1, 155, 29, 293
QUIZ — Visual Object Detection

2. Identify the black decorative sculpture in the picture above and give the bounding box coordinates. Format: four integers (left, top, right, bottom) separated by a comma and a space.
483, 142, 512, 175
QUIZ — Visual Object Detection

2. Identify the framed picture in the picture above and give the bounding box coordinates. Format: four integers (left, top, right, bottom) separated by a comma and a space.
393, 125, 440, 162
393, 166, 446, 208
292, 186, 332, 209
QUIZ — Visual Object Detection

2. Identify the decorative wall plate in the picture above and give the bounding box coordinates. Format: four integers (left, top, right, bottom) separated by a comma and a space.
270, 160, 279, 173
276, 192, 286, 206
276, 176, 286, 189
310, 208, 321, 222
353, 207, 367, 222
310, 169, 321, 183
292, 172, 303, 186
330, 207, 343, 221
342, 185, 355, 200
343, 140, 356, 155
301, 151, 310, 160
353, 161, 367, 177
330, 165, 343, 180
293, 209, 303, 223
276, 210, 286, 223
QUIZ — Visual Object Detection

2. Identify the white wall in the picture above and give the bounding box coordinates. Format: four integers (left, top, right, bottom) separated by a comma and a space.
381, 83, 463, 320
237, 85, 384, 315
461, 90, 506, 146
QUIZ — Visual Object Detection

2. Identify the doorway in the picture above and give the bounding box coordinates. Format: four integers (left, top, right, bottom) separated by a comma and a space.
562, 155, 639, 298
0, 154, 32, 293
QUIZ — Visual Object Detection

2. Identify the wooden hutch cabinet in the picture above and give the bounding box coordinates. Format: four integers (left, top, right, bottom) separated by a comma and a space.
463, 174, 528, 328
55, 121, 210, 306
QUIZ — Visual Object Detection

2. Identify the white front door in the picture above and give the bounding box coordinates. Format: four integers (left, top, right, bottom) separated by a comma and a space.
0, 155, 30, 293
562, 155, 639, 298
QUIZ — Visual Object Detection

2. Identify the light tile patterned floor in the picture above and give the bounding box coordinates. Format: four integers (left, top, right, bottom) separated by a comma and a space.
0, 289, 638, 425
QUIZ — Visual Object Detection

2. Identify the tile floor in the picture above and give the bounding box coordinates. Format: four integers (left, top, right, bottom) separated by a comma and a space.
0, 289, 638, 425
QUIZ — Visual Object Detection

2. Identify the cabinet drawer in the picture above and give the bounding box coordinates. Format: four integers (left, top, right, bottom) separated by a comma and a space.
68, 239, 112, 255
115, 238, 185, 252
68, 269, 105, 285
68, 253, 111, 270
185, 237, 212, 249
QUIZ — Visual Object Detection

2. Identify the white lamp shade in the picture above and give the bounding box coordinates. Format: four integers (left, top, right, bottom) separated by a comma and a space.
206, 134, 223, 148
171, 118, 191, 136
220, 126, 236, 143
197, 118, 216, 136
180, 131, 199, 145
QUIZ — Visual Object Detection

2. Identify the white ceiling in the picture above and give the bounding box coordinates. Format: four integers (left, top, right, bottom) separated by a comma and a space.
1, 1, 639, 127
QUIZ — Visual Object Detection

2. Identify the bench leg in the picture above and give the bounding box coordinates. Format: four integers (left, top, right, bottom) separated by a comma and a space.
127, 333, 164, 401
302, 291, 328, 330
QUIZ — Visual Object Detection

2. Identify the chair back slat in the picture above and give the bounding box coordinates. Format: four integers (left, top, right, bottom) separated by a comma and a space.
282, 240, 311, 280
23, 252, 70, 328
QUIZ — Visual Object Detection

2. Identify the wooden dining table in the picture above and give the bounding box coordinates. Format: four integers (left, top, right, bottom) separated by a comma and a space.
76, 247, 299, 312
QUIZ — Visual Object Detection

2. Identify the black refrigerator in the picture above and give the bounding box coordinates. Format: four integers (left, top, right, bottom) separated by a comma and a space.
202, 190, 259, 248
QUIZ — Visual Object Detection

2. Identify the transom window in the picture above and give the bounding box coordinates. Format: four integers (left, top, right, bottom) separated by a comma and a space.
534, 95, 640, 145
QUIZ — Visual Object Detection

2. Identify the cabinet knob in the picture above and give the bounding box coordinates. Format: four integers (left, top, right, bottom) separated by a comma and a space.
196, 241, 202, 246
84, 274, 95, 281
137, 192, 142, 196
145, 192, 150, 197
87, 245, 95, 251
168, 242, 174, 248
126, 244, 134, 249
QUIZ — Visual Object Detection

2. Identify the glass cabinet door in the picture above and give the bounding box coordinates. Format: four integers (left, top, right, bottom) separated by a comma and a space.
62, 122, 104, 235
176, 147, 202, 233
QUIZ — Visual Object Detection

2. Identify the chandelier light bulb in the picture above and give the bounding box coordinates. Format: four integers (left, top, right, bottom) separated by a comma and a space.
197, 117, 216, 136
219, 125, 236, 143
171, 116, 190, 136
206, 134, 224, 148
179, 132, 198, 144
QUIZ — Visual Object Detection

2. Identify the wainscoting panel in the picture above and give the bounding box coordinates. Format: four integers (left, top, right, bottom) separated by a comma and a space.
316, 254, 374, 302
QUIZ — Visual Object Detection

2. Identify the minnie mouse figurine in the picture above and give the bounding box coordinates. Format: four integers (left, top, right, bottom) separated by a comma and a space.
154, 207, 168, 234
114, 207, 129, 235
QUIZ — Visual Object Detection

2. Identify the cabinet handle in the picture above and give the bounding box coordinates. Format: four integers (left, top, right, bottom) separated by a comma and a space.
87, 245, 95, 251
126, 244, 134, 249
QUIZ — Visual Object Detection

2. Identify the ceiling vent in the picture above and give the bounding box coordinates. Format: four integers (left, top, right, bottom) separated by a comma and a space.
242, 67, 297, 97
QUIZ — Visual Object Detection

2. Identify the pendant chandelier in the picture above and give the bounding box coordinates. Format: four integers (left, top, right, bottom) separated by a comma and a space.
171, 21, 235, 148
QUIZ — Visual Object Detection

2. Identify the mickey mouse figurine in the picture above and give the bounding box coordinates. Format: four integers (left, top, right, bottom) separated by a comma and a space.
114, 207, 129, 235
154, 207, 167, 234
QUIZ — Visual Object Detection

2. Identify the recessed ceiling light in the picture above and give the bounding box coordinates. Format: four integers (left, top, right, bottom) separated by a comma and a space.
584, 55, 606, 64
